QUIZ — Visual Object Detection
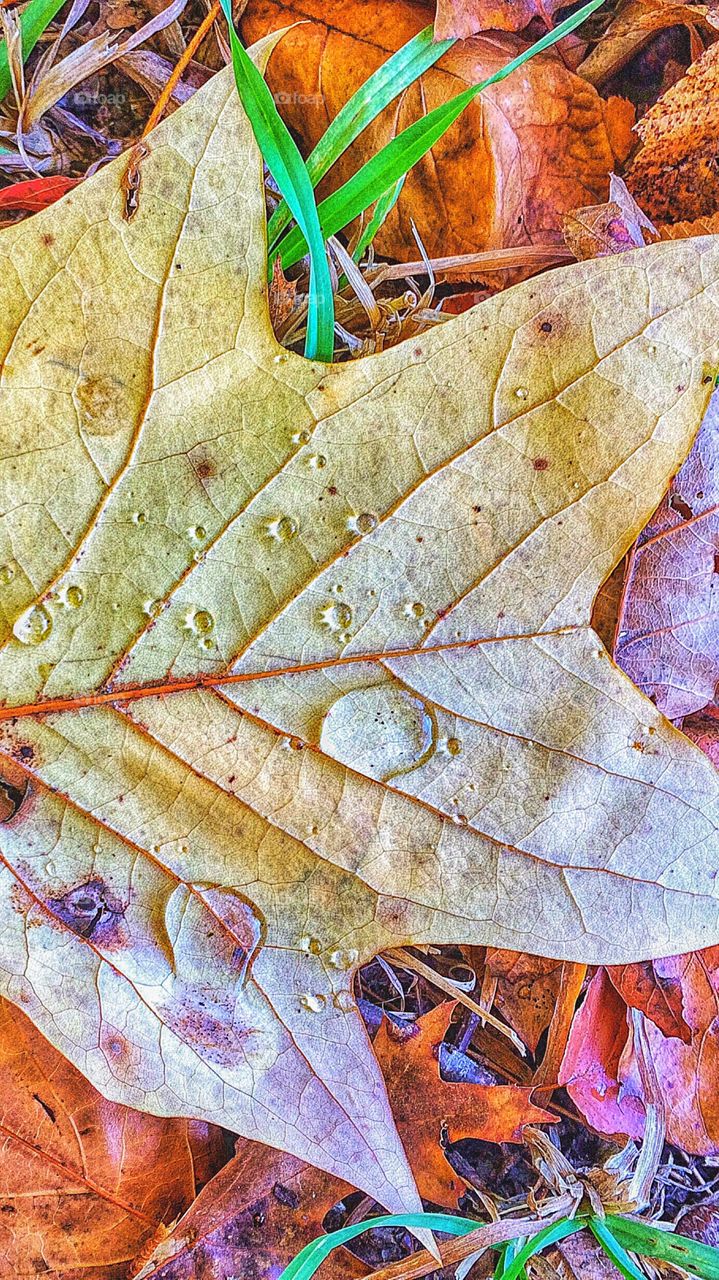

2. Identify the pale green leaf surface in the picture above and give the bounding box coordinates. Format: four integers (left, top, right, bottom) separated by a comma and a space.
0, 64, 718, 1212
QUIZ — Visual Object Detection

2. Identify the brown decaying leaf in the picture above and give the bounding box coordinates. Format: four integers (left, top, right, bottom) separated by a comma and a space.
132, 1146, 363, 1280
484, 949, 563, 1054
626, 39, 719, 224
240, 0, 630, 260
433, 0, 564, 38
562, 175, 658, 261
577, 0, 713, 87
0, 996, 227, 1280
2, 54, 719, 1215
562, 951, 719, 1154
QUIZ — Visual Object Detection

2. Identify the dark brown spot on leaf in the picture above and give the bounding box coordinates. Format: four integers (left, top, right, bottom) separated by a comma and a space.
533, 458, 550, 471
48, 880, 125, 940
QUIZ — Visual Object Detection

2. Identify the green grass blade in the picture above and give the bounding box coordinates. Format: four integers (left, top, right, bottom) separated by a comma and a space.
0, 0, 69, 103
499, 1219, 584, 1280
219, 0, 334, 361
278, 1211, 480, 1280
589, 1219, 647, 1280
274, 0, 605, 271
266, 25, 454, 250
607, 1215, 719, 1280
352, 175, 405, 262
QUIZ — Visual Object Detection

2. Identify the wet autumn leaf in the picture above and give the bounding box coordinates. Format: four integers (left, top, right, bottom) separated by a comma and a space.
240, 0, 629, 260
626, 39, 719, 224
0, 996, 226, 1280
1, 56, 719, 1214
136, 999, 551, 1276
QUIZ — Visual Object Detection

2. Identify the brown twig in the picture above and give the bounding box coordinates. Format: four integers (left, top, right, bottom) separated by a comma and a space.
533, 962, 587, 1088
141, 0, 221, 138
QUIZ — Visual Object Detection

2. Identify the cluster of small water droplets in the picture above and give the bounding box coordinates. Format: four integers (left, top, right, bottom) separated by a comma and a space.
317, 599, 353, 641
184, 607, 215, 639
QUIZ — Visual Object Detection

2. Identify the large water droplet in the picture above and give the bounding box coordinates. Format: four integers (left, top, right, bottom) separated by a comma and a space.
320, 683, 436, 781
317, 601, 353, 636
62, 584, 84, 608
185, 608, 214, 635
328, 947, 358, 971
348, 512, 378, 535
264, 515, 298, 543
13, 603, 52, 646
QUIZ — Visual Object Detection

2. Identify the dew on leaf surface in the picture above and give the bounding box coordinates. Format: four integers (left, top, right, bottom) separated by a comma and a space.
264, 515, 298, 542
300, 993, 326, 1013
13, 603, 52, 646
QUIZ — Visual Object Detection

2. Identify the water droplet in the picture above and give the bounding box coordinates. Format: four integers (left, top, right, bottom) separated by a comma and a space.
288, 737, 303, 751
515, 387, 529, 400
333, 989, 356, 1013
264, 515, 298, 543
452, 813, 469, 826
143, 599, 163, 618
63, 584, 84, 608
308, 454, 326, 470
185, 608, 214, 635
273, 352, 288, 364
349, 512, 378, 535
317, 601, 353, 635
328, 948, 358, 971
132, 511, 147, 525
300, 935, 322, 955
0, 563, 15, 585
320, 683, 436, 781
306, 822, 319, 837
44, 860, 57, 877
199, 636, 213, 650
292, 429, 310, 445
332, 584, 343, 595
13, 603, 52, 646
300, 993, 326, 1013
442, 737, 463, 757
188, 525, 206, 542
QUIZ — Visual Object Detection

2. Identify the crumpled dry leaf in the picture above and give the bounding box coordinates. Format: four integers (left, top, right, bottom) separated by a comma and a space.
1, 58, 719, 1213
563, 173, 658, 260
613, 388, 719, 720
433, 0, 564, 38
577, 0, 714, 87
562, 951, 719, 1154
484, 950, 564, 1054
241, 0, 630, 259
0, 995, 226, 1280
626, 39, 719, 224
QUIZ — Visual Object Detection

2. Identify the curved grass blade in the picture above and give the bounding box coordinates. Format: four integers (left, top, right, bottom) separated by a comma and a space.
607, 1215, 719, 1280
278, 1211, 480, 1280
274, 0, 605, 271
352, 175, 405, 262
499, 1219, 584, 1280
218, 0, 333, 361
266, 26, 454, 251
0, 0, 69, 103
589, 1219, 647, 1280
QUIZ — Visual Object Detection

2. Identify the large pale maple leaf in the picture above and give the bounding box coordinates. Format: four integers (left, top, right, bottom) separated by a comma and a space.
1, 62, 719, 1215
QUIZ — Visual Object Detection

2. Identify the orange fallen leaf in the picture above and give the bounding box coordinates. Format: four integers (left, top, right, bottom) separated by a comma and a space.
241, 0, 630, 260
374, 1001, 555, 1207
0, 997, 227, 1279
